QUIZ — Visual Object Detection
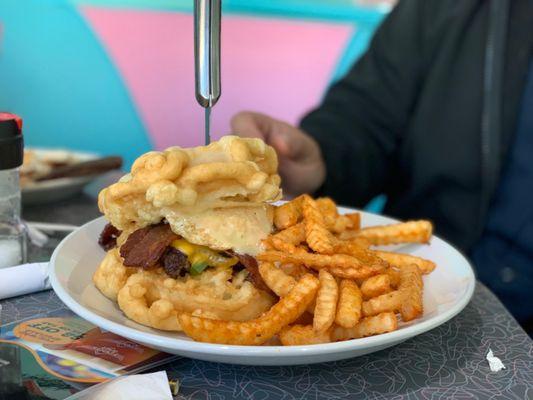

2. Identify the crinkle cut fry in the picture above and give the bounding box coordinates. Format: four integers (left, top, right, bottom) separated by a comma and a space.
316, 197, 349, 233
345, 212, 361, 231
273, 195, 305, 229
361, 264, 423, 321
329, 213, 359, 234
279, 263, 308, 279
279, 325, 331, 345
313, 270, 338, 332
257, 250, 384, 280
302, 195, 335, 254
335, 237, 371, 249
360, 274, 392, 299
331, 312, 398, 341
315, 197, 337, 225
333, 240, 389, 269
316, 198, 360, 233
354, 220, 433, 245
398, 263, 423, 321
328, 266, 383, 280
282, 312, 398, 344
258, 262, 296, 297
178, 274, 319, 345
385, 268, 401, 288
335, 280, 363, 328
270, 223, 305, 253
257, 250, 384, 279
258, 262, 315, 313
362, 290, 403, 317
258, 249, 364, 269
373, 250, 436, 274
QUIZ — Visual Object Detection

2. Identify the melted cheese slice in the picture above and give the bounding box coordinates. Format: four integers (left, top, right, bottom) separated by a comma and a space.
171, 239, 238, 268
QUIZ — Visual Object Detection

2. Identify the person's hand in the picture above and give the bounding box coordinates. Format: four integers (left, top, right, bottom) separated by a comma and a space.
230, 111, 325, 196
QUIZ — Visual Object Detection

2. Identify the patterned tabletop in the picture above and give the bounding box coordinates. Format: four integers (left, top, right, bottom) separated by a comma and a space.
4, 190, 532, 399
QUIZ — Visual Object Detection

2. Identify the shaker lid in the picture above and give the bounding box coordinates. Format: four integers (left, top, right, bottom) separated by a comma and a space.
0, 112, 24, 170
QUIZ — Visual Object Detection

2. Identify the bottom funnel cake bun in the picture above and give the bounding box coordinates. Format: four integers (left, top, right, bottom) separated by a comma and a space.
92, 248, 135, 301
92, 251, 275, 332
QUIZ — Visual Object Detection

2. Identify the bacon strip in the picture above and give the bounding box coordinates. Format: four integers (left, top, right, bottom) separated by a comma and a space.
120, 224, 178, 269
234, 253, 275, 296
98, 223, 121, 251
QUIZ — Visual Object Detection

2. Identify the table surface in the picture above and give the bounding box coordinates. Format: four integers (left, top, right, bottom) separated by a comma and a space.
3, 184, 533, 400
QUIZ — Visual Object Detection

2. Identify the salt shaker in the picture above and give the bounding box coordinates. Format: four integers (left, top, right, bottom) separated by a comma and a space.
0, 112, 27, 268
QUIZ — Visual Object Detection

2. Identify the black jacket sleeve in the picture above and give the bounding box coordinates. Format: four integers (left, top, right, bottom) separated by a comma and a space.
300, 0, 426, 207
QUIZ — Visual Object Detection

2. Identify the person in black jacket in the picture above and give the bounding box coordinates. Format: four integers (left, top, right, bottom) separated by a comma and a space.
231, 0, 533, 332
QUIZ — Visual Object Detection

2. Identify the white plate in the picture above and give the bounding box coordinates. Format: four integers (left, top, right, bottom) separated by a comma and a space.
22, 148, 100, 205
50, 208, 475, 366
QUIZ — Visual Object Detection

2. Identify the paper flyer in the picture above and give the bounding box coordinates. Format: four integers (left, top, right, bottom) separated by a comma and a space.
0, 309, 177, 399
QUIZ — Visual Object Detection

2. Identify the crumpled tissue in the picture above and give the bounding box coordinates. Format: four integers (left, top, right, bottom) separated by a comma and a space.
486, 348, 506, 372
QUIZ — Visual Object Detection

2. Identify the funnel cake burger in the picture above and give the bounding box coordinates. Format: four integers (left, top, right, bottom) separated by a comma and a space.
93, 136, 282, 331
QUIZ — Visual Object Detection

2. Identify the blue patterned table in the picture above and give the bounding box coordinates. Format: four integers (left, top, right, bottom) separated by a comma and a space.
3, 191, 531, 399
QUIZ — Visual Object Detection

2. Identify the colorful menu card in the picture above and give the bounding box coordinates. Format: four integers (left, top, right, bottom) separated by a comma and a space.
0, 309, 177, 399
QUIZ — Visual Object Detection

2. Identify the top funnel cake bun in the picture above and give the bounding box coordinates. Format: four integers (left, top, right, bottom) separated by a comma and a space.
98, 136, 282, 254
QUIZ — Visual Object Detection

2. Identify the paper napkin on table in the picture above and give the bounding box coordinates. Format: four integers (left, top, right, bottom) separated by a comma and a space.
0, 262, 50, 300
67, 371, 175, 400
486, 348, 506, 372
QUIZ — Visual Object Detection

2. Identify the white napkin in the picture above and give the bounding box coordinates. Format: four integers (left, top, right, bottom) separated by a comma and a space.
67, 371, 174, 400
0, 262, 50, 300
486, 348, 506, 372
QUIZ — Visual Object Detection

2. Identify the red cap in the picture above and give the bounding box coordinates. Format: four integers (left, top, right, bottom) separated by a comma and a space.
0, 112, 23, 130
0, 112, 24, 170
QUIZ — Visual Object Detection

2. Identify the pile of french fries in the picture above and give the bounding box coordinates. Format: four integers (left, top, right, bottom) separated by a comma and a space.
178, 195, 435, 346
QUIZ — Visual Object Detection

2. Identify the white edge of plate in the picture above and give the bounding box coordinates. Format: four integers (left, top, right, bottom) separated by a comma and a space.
50, 214, 476, 358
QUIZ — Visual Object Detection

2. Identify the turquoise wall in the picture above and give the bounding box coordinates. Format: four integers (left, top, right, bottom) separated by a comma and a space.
0, 0, 387, 168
